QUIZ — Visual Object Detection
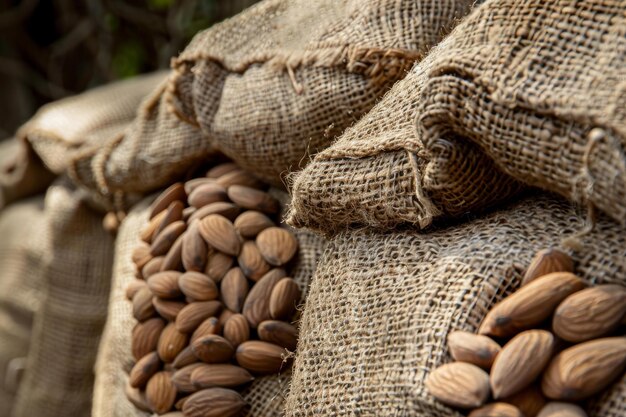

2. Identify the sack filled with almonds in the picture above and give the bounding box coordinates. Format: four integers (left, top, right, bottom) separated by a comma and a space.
94, 160, 326, 417
285, 194, 625, 417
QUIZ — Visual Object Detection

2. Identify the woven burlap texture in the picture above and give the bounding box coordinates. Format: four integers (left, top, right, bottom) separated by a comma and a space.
168, 0, 474, 186
286, 194, 625, 417
417, 0, 626, 224
93, 190, 327, 417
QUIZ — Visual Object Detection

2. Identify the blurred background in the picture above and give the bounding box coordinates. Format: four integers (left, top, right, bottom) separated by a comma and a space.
0, 0, 258, 139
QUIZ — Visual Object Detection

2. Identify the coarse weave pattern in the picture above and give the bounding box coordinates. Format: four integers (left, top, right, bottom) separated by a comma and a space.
169, 0, 474, 185
418, 0, 626, 224
286, 194, 626, 417
12, 179, 115, 417
93, 190, 327, 417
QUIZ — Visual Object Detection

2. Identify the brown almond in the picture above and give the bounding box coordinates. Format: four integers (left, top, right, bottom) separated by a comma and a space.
522, 249, 574, 286
235, 340, 288, 374
129, 351, 161, 388
133, 287, 156, 321
141, 210, 167, 243
191, 364, 254, 389
126, 280, 147, 300
448, 331, 501, 370
223, 314, 250, 347
132, 243, 153, 270
150, 183, 185, 219
125, 381, 150, 412
227, 185, 279, 214
269, 277, 301, 320
258, 320, 298, 351
221, 267, 249, 313
237, 241, 271, 281
188, 183, 228, 208
469, 403, 524, 417
491, 330, 555, 399
541, 337, 626, 401
552, 284, 626, 343
234, 210, 274, 238
205, 252, 234, 283
175, 301, 222, 333
425, 362, 490, 409
206, 162, 239, 179
479, 272, 586, 337
150, 221, 186, 256
216, 169, 264, 189
132, 318, 165, 360
199, 214, 241, 256
158, 323, 189, 363
537, 402, 588, 417
173, 345, 198, 369
153, 201, 184, 239
191, 335, 234, 364
182, 206, 196, 222
182, 221, 208, 272
147, 271, 182, 299
184, 178, 215, 195
183, 388, 246, 417
242, 269, 286, 328
502, 385, 547, 417
174, 396, 189, 411
256, 227, 298, 266
171, 363, 205, 393
189, 202, 241, 223
160, 234, 184, 271
179, 272, 218, 301
141, 256, 164, 279
218, 309, 236, 326
146, 371, 176, 414
152, 297, 186, 321
191, 316, 221, 344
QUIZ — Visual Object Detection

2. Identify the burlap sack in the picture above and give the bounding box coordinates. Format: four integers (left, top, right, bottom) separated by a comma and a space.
167, 0, 474, 186
417, 0, 626, 223
286, 194, 625, 416
93, 190, 326, 417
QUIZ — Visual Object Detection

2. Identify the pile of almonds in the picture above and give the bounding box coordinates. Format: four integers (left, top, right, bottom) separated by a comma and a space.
426, 249, 626, 417
125, 162, 302, 417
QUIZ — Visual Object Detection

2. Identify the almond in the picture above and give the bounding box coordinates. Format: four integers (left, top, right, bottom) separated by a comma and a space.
522, 249, 574, 286
182, 206, 196, 222
218, 308, 236, 326
152, 297, 186, 321
233, 210, 274, 238
184, 178, 215, 195
199, 214, 241, 256
150, 221, 186, 256
141, 256, 164, 279
147, 271, 182, 299
468, 403, 524, 417
425, 362, 490, 409
126, 280, 147, 300
502, 385, 547, 417
269, 277, 301, 320
191, 335, 235, 364
174, 396, 189, 411
175, 301, 222, 333
146, 371, 176, 414
191, 316, 221, 344
125, 381, 150, 412
179, 272, 218, 301
205, 251, 234, 283
227, 185, 279, 214
153, 201, 184, 239
188, 183, 228, 208
132, 318, 165, 360
171, 363, 205, 392
479, 272, 586, 337
206, 162, 239, 179
159, 412, 184, 417
182, 388, 246, 417
191, 364, 254, 389
215, 169, 264, 189
541, 337, 626, 400
235, 340, 287, 374
133, 287, 156, 321
237, 241, 271, 281
141, 210, 167, 243
160, 233, 184, 271
552, 284, 626, 343
536, 402, 588, 417
242, 268, 286, 327
132, 243, 153, 270
220, 267, 249, 313
129, 351, 161, 388
258, 320, 298, 351
491, 330, 555, 399
150, 183, 185, 219
173, 345, 198, 369
256, 227, 298, 266
182, 221, 208, 272
223, 314, 250, 347
158, 322, 189, 363
189, 202, 241, 223
447, 331, 501, 370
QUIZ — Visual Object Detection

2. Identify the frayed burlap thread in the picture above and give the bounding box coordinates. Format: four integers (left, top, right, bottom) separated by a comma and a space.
168, 0, 474, 185
286, 194, 625, 417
